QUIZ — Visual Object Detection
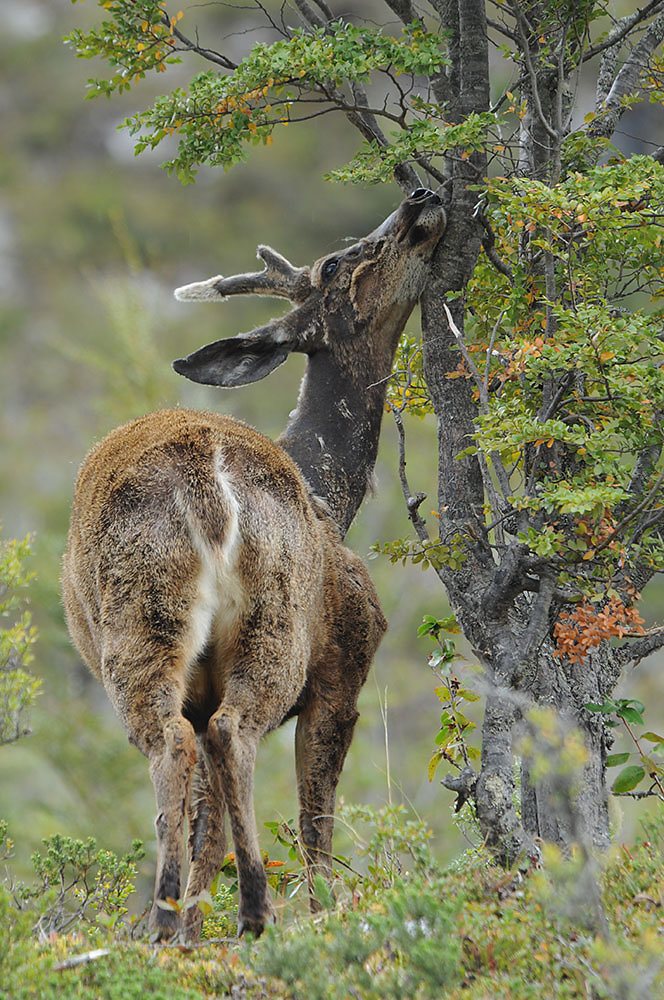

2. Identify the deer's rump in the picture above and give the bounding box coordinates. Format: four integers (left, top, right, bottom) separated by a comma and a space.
62, 408, 327, 730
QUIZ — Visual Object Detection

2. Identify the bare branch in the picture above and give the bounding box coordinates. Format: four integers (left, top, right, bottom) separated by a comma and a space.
389, 402, 433, 548
311, 0, 334, 22
478, 211, 514, 283
443, 303, 487, 410
347, 82, 421, 191
382, 0, 418, 25
595, 468, 664, 556
591, 11, 664, 140
508, 1, 559, 142
583, 0, 664, 71
480, 542, 533, 619
614, 627, 664, 668
486, 16, 518, 43
169, 21, 238, 70
443, 303, 511, 501
293, 0, 326, 29
521, 569, 556, 662
289, 1, 420, 192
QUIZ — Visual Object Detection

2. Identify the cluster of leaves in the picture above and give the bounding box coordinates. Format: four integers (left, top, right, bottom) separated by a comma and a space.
416, 616, 480, 781
442, 157, 664, 616
553, 596, 645, 665
14, 834, 146, 938
585, 698, 664, 799
66, 1, 183, 96
339, 801, 439, 890
327, 111, 496, 186
374, 160, 664, 666
0, 532, 40, 746
67, 7, 448, 182
370, 533, 467, 572
385, 334, 433, 418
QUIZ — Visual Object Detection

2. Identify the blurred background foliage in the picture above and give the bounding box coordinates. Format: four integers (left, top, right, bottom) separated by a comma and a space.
0, 0, 662, 907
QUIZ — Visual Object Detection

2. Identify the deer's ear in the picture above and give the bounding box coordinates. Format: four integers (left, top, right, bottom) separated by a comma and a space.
173, 333, 292, 387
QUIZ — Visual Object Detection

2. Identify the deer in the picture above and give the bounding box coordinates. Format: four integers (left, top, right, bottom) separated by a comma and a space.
62, 188, 446, 942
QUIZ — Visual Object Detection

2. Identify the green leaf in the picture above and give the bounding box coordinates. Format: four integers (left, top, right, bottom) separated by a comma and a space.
641, 732, 664, 744
605, 752, 630, 767
428, 750, 444, 781
612, 765, 646, 794
187, 890, 213, 916
457, 688, 480, 702
312, 873, 335, 910
617, 706, 644, 726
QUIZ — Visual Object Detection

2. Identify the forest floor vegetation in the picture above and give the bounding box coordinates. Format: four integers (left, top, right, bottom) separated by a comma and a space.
1, 804, 662, 1000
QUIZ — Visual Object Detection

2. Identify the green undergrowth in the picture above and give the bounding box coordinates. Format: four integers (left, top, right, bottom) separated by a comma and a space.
1, 807, 663, 1000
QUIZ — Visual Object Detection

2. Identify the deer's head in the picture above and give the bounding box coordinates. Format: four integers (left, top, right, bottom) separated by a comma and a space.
173, 189, 445, 388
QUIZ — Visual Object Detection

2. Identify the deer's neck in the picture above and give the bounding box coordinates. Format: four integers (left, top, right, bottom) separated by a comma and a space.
278, 350, 388, 537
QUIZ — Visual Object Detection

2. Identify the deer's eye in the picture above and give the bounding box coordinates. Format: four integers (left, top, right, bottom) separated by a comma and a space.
321, 258, 339, 281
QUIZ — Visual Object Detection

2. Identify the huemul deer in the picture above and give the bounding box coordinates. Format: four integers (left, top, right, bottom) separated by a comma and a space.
62, 189, 446, 941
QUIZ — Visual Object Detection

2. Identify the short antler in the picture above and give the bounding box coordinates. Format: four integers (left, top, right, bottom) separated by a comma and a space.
174, 245, 312, 304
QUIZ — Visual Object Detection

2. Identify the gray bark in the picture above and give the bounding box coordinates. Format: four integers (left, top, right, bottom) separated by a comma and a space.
416, 0, 664, 860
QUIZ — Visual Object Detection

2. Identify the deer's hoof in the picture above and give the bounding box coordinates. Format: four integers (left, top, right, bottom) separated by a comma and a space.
149, 902, 181, 942
238, 908, 276, 940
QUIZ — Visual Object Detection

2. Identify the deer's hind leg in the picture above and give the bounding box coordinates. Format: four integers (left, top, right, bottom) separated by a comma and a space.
204, 626, 310, 938
182, 737, 228, 943
101, 634, 198, 940
207, 704, 268, 938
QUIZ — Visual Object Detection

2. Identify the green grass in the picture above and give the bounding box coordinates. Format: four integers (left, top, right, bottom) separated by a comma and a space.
1, 806, 663, 1000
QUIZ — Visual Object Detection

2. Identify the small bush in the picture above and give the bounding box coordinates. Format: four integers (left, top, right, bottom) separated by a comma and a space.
0, 532, 40, 746
253, 874, 463, 1000
16, 834, 145, 938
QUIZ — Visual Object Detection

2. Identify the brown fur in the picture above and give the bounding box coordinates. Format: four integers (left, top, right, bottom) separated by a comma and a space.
62, 191, 446, 941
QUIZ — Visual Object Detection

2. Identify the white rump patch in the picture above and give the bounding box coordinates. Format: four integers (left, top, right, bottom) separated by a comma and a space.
174, 276, 227, 302
180, 460, 245, 671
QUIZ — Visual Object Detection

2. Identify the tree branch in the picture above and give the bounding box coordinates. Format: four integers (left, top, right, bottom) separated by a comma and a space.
486, 16, 518, 43
613, 627, 664, 668
170, 23, 237, 70
583, 0, 664, 69
382, 0, 418, 25
591, 11, 664, 141
292, 1, 420, 191
508, 1, 559, 142
478, 210, 514, 283
521, 569, 556, 663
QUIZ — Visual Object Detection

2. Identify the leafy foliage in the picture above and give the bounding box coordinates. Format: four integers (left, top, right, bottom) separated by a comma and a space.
585, 698, 664, 799
15, 834, 145, 937
383, 155, 664, 669
1, 809, 664, 999
416, 616, 481, 780
67, 6, 448, 183
0, 533, 40, 746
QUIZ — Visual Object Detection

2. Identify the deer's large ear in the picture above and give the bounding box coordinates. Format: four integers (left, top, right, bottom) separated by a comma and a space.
173, 329, 293, 387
